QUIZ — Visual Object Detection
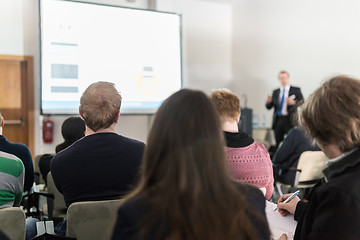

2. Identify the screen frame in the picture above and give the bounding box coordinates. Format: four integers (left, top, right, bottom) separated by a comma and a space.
39, 0, 183, 116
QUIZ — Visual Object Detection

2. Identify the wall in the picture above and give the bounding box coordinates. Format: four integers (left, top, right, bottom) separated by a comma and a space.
232, 0, 360, 127
157, 0, 233, 92
0, 0, 24, 55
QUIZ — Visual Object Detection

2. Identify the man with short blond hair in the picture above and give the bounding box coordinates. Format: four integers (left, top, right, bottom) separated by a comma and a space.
51, 81, 145, 207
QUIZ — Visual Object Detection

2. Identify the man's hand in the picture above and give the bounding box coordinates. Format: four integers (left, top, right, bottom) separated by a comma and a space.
286, 97, 296, 106
266, 96, 273, 104
277, 193, 300, 216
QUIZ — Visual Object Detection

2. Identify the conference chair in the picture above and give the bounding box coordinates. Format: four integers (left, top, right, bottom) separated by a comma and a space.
0, 207, 26, 240
46, 172, 67, 220
275, 151, 327, 196
67, 199, 124, 240
34, 155, 45, 185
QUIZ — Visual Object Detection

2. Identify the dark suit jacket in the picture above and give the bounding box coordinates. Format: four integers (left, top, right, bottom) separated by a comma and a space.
293, 148, 360, 240
266, 86, 304, 129
112, 183, 270, 240
272, 127, 320, 185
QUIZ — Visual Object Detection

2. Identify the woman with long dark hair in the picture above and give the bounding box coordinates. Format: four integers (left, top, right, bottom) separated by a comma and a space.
112, 89, 270, 240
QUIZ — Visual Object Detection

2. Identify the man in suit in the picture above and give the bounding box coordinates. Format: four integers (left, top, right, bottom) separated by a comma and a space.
266, 71, 303, 148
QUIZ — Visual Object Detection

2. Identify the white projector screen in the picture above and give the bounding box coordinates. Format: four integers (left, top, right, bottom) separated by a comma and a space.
40, 0, 182, 114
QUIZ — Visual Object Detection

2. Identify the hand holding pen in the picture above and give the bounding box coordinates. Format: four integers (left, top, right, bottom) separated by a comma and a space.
276, 190, 301, 217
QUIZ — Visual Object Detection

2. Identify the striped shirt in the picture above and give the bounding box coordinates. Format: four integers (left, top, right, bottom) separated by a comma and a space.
0, 151, 24, 209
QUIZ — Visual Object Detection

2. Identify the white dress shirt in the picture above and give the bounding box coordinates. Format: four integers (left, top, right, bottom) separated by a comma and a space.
279, 85, 290, 116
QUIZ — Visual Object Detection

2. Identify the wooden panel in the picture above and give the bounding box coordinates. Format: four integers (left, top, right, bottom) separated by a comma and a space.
0, 55, 34, 158
0, 61, 22, 108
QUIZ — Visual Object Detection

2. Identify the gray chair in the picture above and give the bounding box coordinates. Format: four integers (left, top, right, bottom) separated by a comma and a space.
0, 207, 26, 240
67, 199, 123, 240
46, 172, 67, 219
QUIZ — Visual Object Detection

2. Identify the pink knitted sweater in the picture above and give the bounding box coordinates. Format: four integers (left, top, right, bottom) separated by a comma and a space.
225, 142, 274, 200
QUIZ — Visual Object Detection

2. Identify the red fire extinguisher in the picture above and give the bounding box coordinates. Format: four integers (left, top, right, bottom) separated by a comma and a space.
43, 119, 54, 143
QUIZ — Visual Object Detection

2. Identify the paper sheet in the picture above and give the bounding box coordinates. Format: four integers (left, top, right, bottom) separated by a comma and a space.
266, 201, 297, 239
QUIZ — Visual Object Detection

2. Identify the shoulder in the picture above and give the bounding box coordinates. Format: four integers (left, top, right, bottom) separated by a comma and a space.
0, 151, 24, 176
290, 86, 301, 91
119, 135, 145, 149
273, 88, 280, 93
117, 195, 145, 222
233, 182, 265, 210
3, 141, 31, 156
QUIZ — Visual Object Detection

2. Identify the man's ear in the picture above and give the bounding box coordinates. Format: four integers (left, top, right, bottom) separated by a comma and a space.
115, 111, 120, 123
78, 106, 83, 118
236, 113, 241, 124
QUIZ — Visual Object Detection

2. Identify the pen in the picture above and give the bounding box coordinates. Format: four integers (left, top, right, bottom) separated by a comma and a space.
274, 190, 300, 211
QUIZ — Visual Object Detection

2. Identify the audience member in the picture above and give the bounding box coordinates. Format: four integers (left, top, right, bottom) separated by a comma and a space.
277, 75, 360, 239
112, 89, 270, 240
210, 89, 274, 200
51, 81, 145, 207
273, 113, 320, 185
0, 151, 24, 209
0, 114, 34, 192
0, 151, 38, 239
38, 117, 85, 184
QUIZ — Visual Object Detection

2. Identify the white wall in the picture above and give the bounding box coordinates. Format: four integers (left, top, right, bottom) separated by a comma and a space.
0, 0, 24, 55
232, 0, 360, 127
157, 0, 233, 92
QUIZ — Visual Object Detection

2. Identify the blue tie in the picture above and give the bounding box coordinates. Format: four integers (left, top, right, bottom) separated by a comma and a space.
277, 88, 285, 116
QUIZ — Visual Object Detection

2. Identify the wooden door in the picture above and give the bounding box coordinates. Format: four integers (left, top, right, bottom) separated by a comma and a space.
0, 55, 34, 156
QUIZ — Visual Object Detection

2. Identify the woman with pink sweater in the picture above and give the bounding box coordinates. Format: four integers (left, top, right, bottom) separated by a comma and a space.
210, 89, 274, 200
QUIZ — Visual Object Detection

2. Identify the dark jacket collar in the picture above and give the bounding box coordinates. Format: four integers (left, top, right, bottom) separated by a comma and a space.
224, 131, 254, 148
323, 147, 360, 182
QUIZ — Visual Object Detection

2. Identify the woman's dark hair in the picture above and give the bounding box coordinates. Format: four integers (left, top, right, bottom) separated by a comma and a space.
55, 117, 85, 152
125, 89, 268, 240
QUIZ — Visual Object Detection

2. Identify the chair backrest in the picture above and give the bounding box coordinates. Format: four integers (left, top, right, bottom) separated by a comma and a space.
295, 151, 327, 187
67, 199, 123, 240
252, 128, 270, 148
46, 172, 67, 217
34, 155, 44, 185
0, 207, 26, 240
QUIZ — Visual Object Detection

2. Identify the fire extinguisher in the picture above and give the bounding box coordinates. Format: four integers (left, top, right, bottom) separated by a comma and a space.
43, 119, 54, 143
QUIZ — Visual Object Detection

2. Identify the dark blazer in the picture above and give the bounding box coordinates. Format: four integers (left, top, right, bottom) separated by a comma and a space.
51, 133, 145, 207
266, 86, 303, 129
272, 127, 320, 185
112, 183, 270, 240
293, 148, 360, 240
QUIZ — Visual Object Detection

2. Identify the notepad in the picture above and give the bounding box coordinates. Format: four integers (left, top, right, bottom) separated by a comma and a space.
266, 201, 297, 239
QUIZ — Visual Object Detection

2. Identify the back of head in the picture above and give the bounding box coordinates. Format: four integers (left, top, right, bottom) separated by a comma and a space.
131, 89, 265, 240
79, 81, 122, 131
300, 75, 360, 152
56, 117, 86, 152
209, 89, 241, 122
61, 117, 85, 142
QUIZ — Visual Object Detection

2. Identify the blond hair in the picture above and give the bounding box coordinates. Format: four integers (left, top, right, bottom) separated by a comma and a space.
300, 75, 360, 152
209, 89, 240, 122
80, 81, 122, 131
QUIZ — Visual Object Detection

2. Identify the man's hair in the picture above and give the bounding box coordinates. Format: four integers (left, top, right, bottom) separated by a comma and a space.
278, 71, 289, 78
300, 75, 360, 152
80, 81, 122, 131
209, 89, 240, 122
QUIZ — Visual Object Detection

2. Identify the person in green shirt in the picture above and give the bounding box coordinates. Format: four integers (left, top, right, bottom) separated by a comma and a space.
0, 150, 24, 209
